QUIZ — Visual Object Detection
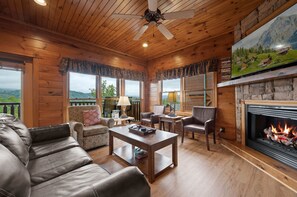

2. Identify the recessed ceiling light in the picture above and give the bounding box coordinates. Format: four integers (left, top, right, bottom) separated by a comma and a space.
34, 0, 47, 6
142, 42, 148, 48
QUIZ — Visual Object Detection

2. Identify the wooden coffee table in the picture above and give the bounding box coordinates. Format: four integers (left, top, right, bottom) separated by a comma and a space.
109, 125, 178, 183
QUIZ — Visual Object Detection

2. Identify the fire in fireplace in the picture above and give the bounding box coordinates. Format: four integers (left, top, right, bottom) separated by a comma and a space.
264, 122, 297, 148
245, 104, 297, 169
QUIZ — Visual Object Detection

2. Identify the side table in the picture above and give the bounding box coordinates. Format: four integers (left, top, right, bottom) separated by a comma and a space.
159, 115, 183, 133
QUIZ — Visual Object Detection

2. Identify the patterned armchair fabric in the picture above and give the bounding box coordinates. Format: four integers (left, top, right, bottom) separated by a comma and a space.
68, 105, 114, 150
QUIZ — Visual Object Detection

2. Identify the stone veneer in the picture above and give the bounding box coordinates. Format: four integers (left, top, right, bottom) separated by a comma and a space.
235, 77, 297, 142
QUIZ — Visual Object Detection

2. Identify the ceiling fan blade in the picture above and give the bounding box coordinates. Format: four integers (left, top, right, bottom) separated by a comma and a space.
148, 0, 158, 12
157, 23, 174, 40
162, 10, 195, 20
111, 13, 143, 19
133, 24, 149, 40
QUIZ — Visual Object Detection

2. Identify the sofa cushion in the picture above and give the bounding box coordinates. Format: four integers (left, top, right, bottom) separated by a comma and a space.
83, 125, 108, 137
28, 147, 93, 186
83, 109, 101, 126
5, 119, 32, 151
0, 124, 29, 165
0, 144, 31, 197
31, 164, 110, 197
29, 136, 79, 160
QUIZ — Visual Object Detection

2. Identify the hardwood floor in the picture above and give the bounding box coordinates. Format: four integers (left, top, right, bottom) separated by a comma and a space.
88, 135, 296, 197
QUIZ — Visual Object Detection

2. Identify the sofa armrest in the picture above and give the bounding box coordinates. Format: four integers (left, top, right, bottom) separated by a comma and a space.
140, 112, 154, 119
100, 118, 115, 128
69, 121, 84, 146
204, 119, 215, 134
29, 123, 70, 143
181, 117, 194, 127
72, 166, 150, 197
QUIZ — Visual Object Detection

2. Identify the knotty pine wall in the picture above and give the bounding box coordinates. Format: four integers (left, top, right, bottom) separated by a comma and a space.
0, 18, 146, 127
147, 32, 237, 140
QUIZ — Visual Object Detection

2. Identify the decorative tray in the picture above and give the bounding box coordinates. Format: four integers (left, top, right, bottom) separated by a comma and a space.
128, 124, 156, 136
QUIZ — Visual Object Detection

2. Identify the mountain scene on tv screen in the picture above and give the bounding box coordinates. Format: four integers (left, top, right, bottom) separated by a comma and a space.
232, 4, 297, 78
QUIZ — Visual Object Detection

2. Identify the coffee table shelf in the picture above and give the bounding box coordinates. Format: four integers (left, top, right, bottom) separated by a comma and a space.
113, 144, 173, 176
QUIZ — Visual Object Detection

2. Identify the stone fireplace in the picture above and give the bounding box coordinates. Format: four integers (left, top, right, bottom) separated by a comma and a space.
235, 77, 297, 169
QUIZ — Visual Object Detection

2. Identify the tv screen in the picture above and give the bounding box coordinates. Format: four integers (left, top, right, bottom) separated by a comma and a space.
231, 3, 297, 79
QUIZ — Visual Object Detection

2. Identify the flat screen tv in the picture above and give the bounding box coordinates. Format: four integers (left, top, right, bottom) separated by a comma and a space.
231, 3, 297, 79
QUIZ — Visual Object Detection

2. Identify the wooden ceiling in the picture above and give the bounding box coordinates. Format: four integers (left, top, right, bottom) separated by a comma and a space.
0, 0, 264, 60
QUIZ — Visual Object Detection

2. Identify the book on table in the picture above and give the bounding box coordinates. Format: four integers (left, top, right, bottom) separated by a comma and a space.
134, 147, 148, 159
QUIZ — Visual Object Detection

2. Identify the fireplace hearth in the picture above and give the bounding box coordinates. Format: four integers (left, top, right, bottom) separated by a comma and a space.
245, 104, 297, 169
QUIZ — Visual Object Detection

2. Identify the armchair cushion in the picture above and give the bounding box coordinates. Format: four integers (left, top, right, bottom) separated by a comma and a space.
83, 109, 101, 126
83, 125, 108, 137
184, 124, 205, 133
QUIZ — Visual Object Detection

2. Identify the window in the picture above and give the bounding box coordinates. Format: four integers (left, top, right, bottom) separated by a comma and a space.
162, 78, 181, 110
69, 72, 96, 105
101, 77, 117, 98
125, 80, 140, 99
0, 69, 22, 118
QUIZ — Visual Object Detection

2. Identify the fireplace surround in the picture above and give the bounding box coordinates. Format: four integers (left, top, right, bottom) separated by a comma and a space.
244, 103, 297, 169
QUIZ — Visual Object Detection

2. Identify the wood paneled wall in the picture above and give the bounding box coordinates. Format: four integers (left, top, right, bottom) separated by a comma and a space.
0, 18, 146, 127
147, 32, 236, 138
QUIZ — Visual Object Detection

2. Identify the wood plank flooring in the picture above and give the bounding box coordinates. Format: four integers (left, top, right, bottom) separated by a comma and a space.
88, 135, 296, 197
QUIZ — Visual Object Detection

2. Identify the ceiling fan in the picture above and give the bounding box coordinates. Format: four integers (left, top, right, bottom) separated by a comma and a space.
111, 0, 195, 40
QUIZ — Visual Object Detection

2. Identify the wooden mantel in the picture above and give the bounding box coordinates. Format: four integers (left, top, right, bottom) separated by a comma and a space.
217, 66, 297, 87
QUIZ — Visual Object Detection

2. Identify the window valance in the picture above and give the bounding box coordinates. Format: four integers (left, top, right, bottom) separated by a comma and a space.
59, 58, 146, 81
155, 58, 218, 80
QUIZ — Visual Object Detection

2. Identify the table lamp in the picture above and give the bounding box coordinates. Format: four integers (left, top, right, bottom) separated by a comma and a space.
117, 96, 131, 118
167, 91, 177, 117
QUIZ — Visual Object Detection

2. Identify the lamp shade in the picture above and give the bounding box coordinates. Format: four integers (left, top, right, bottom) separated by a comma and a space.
167, 91, 177, 103
117, 96, 131, 106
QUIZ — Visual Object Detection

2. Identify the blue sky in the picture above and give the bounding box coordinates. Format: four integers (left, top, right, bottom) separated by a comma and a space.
0, 69, 21, 90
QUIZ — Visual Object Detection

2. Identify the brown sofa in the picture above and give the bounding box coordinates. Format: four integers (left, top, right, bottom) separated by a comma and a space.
0, 114, 150, 197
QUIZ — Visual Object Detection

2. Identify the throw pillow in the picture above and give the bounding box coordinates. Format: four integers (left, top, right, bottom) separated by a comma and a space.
83, 110, 101, 126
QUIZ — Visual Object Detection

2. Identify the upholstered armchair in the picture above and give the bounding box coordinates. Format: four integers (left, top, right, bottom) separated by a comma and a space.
140, 105, 165, 128
68, 105, 114, 150
181, 106, 216, 151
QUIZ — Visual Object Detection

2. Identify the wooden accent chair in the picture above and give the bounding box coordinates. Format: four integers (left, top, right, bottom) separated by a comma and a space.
140, 105, 165, 128
181, 106, 216, 151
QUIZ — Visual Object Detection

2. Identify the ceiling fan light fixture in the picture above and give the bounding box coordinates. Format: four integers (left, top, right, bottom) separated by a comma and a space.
34, 0, 47, 6
142, 42, 148, 48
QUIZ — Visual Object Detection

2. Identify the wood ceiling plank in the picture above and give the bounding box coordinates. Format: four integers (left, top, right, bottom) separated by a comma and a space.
0, 0, 12, 18
89, 0, 148, 43
51, 0, 66, 31
58, 0, 81, 33
66, 0, 87, 36
14, 0, 24, 21
73, 0, 104, 38
41, 0, 51, 27
7, 0, 18, 19
81, 0, 122, 40
57, 0, 80, 33
47, 0, 59, 29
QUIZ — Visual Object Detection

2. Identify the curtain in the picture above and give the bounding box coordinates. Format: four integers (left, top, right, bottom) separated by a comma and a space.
59, 57, 146, 81
155, 58, 218, 80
